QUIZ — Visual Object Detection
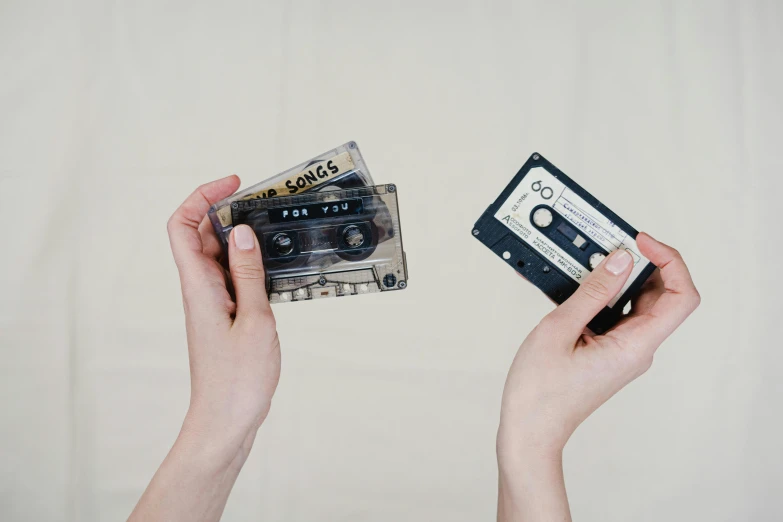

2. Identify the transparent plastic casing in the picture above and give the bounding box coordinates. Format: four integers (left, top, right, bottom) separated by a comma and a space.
208, 141, 373, 245
231, 184, 407, 303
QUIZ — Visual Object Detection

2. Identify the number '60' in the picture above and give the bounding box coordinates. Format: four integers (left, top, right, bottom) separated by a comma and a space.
531, 180, 554, 200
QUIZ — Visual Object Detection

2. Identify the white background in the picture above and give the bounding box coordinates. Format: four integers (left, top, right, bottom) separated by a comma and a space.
1, 1, 781, 521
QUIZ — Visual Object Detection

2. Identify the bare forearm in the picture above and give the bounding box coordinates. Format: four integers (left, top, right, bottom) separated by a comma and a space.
497, 433, 571, 522
128, 418, 256, 522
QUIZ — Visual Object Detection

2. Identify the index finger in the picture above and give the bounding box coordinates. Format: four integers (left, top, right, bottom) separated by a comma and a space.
611, 232, 700, 351
167, 175, 240, 270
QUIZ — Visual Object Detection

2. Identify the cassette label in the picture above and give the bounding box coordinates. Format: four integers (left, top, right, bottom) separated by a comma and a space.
473, 153, 656, 333
263, 151, 354, 197
215, 151, 357, 226
494, 166, 648, 308
267, 198, 364, 223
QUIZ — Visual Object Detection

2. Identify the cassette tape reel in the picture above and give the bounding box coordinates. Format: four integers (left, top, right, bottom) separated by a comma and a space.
472, 153, 655, 333
229, 184, 407, 303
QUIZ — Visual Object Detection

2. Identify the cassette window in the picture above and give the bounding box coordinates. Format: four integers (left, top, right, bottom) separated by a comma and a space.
232, 184, 407, 303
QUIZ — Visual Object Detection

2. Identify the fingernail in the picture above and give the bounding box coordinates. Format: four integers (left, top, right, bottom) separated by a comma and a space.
234, 225, 255, 250
604, 249, 632, 275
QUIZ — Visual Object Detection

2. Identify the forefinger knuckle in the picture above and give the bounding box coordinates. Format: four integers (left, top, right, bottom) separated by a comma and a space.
166, 215, 178, 237
635, 352, 655, 375
686, 287, 702, 311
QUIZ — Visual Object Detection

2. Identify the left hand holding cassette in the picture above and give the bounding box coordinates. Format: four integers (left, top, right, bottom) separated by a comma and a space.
496, 233, 700, 522
129, 175, 282, 522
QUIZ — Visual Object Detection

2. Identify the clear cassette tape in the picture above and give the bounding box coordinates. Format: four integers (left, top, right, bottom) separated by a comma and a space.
228, 184, 407, 303
209, 141, 373, 244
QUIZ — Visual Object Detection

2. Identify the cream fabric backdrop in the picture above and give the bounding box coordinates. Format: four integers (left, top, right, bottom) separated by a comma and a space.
1, 1, 781, 521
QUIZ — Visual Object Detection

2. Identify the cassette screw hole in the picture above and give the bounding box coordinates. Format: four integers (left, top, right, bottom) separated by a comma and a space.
543, 266, 551, 273
502, 251, 511, 260
342, 225, 364, 248
398, 281, 407, 289
533, 153, 540, 160
318, 277, 327, 286
517, 260, 525, 268
272, 233, 294, 256
387, 184, 396, 193
472, 229, 480, 236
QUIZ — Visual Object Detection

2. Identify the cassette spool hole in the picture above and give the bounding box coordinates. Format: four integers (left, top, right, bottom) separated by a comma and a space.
342, 225, 364, 248
272, 233, 294, 256
532, 207, 553, 228
589, 252, 606, 269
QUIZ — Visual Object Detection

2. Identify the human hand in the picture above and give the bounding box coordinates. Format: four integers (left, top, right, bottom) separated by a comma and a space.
129, 176, 281, 522
166, 175, 281, 463
496, 233, 699, 521
496, 233, 699, 500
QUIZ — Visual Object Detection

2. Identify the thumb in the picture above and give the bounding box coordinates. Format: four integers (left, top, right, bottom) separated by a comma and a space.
228, 225, 272, 321
548, 249, 634, 338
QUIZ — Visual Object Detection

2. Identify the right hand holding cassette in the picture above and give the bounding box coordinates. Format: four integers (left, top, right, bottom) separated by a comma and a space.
497, 232, 700, 476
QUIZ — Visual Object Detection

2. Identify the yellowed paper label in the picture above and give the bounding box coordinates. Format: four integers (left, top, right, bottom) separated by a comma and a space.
217, 152, 356, 226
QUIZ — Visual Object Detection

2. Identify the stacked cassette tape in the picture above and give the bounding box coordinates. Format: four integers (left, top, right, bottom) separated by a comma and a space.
209, 142, 408, 303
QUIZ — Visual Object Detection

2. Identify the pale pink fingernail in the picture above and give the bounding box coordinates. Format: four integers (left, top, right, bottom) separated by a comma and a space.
234, 225, 255, 250
604, 249, 632, 275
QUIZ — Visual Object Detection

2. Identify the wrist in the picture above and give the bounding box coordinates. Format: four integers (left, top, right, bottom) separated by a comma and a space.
496, 437, 570, 522
177, 410, 259, 472
496, 421, 566, 477
497, 429, 564, 505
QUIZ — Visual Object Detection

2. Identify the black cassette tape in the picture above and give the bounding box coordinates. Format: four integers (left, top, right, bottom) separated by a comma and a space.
228, 184, 407, 303
471, 153, 655, 333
